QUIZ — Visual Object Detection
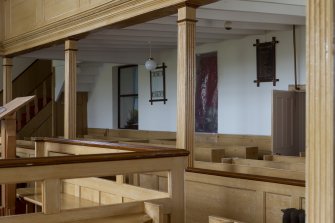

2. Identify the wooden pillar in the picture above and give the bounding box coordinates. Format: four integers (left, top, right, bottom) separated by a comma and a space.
306, 0, 334, 222
2, 57, 12, 104
176, 5, 196, 167
1, 57, 15, 215
64, 40, 77, 139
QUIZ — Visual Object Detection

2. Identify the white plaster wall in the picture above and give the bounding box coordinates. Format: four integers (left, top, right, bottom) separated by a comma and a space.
87, 63, 115, 128
52, 60, 65, 100
138, 27, 306, 135
0, 57, 36, 90
138, 59, 177, 131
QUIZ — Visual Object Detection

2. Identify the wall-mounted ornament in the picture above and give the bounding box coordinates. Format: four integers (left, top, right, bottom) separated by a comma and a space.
149, 63, 168, 105
253, 37, 279, 87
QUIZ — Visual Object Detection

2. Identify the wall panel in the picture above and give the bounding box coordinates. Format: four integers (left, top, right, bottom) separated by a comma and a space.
44, 0, 80, 21
8, 0, 37, 37
265, 193, 291, 223
1, 0, 212, 55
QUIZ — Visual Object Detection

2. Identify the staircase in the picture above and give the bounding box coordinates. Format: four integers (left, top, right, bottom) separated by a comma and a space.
0, 59, 53, 139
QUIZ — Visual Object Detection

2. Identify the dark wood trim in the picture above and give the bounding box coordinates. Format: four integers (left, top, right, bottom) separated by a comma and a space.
32, 137, 178, 152
177, 19, 198, 23
0, 149, 189, 169
186, 167, 305, 187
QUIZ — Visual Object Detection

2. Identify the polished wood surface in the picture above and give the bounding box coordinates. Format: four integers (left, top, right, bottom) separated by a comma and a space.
176, 6, 196, 168
33, 137, 182, 152
306, 0, 334, 222
187, 167, 305, 187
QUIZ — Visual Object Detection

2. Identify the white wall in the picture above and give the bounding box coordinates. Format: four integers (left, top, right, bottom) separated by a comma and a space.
86, 27, 306, 136
87, 63, 116, 129
138, 59, 177, 131
52, 60, 65, 100
138, 26, 306, 135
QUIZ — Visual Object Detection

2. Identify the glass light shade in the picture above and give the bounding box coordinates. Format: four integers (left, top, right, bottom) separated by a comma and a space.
145, 58, 157, 71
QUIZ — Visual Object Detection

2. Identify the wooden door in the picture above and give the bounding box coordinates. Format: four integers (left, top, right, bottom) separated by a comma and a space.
272, 90, 305, 156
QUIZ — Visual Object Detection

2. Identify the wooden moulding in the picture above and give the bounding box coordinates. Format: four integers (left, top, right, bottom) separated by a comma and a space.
32, 137, 180, 152
1, 0, 217, 56
186, 167, 305, 187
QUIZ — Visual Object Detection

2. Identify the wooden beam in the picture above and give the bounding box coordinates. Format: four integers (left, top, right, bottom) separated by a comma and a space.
306, 0, 334, 222
176, 6, 196, 167
2, 57, 12, 104
64, 40, 77, 139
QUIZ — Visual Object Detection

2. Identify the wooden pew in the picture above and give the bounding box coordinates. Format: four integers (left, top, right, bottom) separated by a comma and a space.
225, 158, 305, 172
264, 155, 305, 163
194, 161, 304, 180
195, 148, 225, 162
209, 216, 245, 223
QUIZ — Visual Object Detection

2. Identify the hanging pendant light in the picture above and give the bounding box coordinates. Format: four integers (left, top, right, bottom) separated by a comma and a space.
145, 41, 157, 71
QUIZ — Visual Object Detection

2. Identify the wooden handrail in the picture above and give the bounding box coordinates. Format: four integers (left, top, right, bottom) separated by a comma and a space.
186, 167, 305, 187
0, 149, 189, 168
33, 137, 183, 152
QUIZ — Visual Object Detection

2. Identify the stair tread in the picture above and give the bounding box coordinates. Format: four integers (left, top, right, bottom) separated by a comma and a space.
69, 213, 152, 223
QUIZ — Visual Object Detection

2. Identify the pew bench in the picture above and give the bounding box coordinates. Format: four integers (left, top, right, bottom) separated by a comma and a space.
209, 216, 245, 223
263, 155, 305, 163
17, 187, 100, 210
222, 158, 305, 172
195, 148, 225, 162
195, 146, 258, 162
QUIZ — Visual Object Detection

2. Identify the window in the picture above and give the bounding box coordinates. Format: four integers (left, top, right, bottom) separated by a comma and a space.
118, 65, 138, 129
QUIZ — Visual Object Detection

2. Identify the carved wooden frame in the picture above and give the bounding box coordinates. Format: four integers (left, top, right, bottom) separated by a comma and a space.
253, 37, 279, 87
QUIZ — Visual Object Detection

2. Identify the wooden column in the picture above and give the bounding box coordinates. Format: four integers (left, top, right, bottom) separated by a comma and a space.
1, 57, 15, 215
64, 40, 77, 139
176, 5, 196, 167
306, 0, 334, 222
2, 57, 12, 104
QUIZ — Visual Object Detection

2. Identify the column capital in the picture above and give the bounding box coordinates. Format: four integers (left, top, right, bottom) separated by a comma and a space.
64, 39, 77, 51
2, 58, 13, 66
177, 5, 196, 22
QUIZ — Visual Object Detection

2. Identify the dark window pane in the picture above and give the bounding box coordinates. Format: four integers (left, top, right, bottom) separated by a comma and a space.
119, 97, 138, 129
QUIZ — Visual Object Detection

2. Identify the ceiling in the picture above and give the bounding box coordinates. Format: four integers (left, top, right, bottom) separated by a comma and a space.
22, 0, 306, 64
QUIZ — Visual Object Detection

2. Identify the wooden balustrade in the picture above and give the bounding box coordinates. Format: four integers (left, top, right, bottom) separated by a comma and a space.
0, 138, 188, 223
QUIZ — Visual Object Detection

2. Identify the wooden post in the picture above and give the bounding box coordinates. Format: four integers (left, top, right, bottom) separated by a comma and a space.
1, 57, 15, 215
2, 57, 12, 104
64, 39, 77, 139
168, 157, 186, 223
42, 179, 61, 214
1, 117, 16, 215
51, 67, 56, 137
306, 0, 334, 222
176, 5, 196, 167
